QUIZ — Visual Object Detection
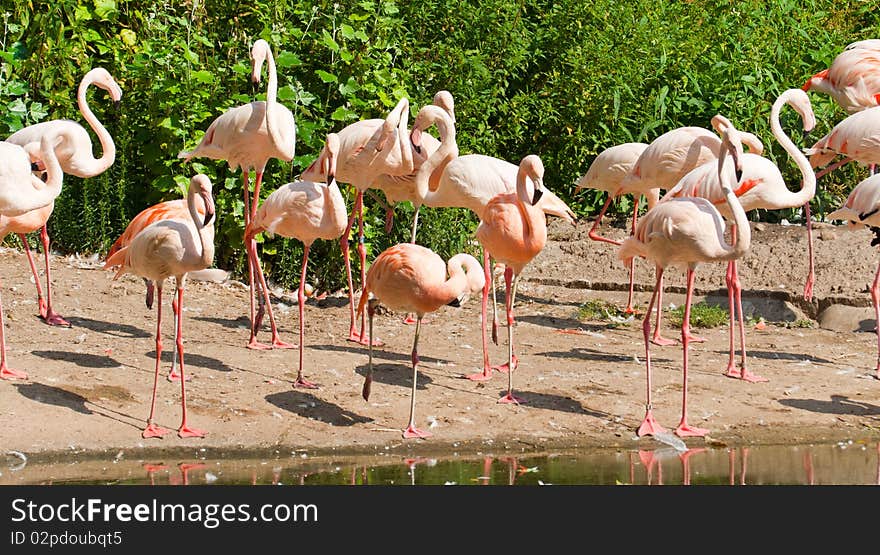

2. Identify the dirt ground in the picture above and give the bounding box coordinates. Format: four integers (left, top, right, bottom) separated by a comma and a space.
1, 217, 880, 467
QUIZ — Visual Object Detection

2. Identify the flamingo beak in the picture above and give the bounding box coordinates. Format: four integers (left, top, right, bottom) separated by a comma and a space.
410, 127, 422, 154
114, 100, 121, 110
531, 187, 544, 205
447, 297, 461, 308
201, 192, 216, 226
735, 168, 743, 183
30, 162, 40, 172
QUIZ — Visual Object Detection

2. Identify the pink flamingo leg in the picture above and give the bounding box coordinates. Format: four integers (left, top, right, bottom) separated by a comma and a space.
491, 264, 500, 345
354, 192, 383, 346
467, 249, 494, 381
675, 268, 709, 438
498, 274, 524, 404
175, 286, 205, 438
294, 246, 318, 389
403, 317, 432, 439
342, 194, 360, 343
638, 265, 667, 437
38, 226, 69, 326
803, 201, 816, 301
813, 156, 852, 181
728, 449, 736, 485
624, 200, 639, 314
871, 261, 880, 380
250, 240, 295, 349
588, 194, 622, 246
492, 267, 519, 373
166, 296, 189, 382
651, 273, 677, 346
727, 258, 766, 383
0, 281, 27, 380
143, 285, 170, 438
18, 234, 47, 319
242, 170, 270, 350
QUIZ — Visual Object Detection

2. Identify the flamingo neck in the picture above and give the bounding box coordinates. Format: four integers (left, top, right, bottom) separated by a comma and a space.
717, 154, 751, 259
434, 254, 483, 305
415, 107, 457, 205
771, 91, 816, 207
188, 190, 215, 269
262, 45, 294, 161
77, 73, 115, 174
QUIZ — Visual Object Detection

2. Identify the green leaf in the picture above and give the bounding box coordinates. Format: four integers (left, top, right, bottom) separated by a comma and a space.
28, 102, 48, 122
315, 69, 338, 83
119, 29, 137, 47
321, 30, 339, 52
93, 0, 118, 20
339, 24, 356, 40
7, 98, 26, 114
339, 50, 355, 63
231, 61, 250, 75
277, 85, 297, 101
339, 77, 360, 96
331, 106, 358, 121
275, 51, 302, 68
191, 70, 215, 84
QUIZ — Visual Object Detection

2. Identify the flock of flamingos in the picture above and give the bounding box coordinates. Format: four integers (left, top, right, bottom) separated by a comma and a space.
1, 38, 879, 442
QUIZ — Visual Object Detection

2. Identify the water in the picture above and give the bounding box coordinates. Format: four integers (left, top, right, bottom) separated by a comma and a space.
2, 441, 878, 485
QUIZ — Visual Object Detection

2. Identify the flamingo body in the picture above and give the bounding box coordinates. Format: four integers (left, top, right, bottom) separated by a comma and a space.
803, 40, 880, 114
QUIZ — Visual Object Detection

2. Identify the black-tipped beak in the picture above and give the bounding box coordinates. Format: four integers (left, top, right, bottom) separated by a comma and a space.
735, 168, 743, 183
802, 129, 811, 142
30, 162, 40, 172
204, 209, 215, 227
114, 100, 121, 110
531, 188, 544, 205
447, 297, 461, 308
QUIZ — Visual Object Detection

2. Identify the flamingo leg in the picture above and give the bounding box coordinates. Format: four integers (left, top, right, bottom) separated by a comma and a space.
467, 249, 494, 381
498, 274, 524, 404
651, 273, 677, 346
638, 265, 667, 437
410, 204, 421, 244
727, 258, 766, 383
243, 170, 270, 350
175, 286, 205, 438
18, 233, 47, 321
728, 449, 736, 485
871, 261, 880, 380
813, 156, 852, 181
250, 239, 295, 349
492, 267, 518, 373
624, 199, 639, 314
675, 268, 709, 438
491, 261, 499, 345
803, 201, 816, 301
143, 284, 169, 438
37, 226, 69, 326
0, 279, 27, 380
588, 194, 622, 246
354, 191, 383, 346
342, 191, 360, 342
294, 246, 318, 389
361, 300, 376, 402
403, 317, 431, 439
167, 297, 187, 382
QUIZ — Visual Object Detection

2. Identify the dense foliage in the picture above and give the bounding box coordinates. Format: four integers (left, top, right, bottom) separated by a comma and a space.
1, 1, 878, 292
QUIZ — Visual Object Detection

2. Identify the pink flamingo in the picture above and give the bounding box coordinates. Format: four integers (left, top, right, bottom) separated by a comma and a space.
619, 125, 751, 438
472, 155, 548, 402
805, 104, 880, 178
246, 133, 348, 389
5, 67, 122, 327
104, 174, 215, 438
358, 243, 484, 438
620, 118, 763, 345
407, 105, 574, 376
575, 142, 653, 313
825, 172, 880, 380
662, 89, 816, 381
178, 39, 295, 350
0, 134, 65, 380
299, 97, 416, 346
104, 194, 208, 382
802, 39, 880, 114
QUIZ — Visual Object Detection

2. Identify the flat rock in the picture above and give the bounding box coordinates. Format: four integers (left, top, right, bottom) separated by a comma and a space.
704, 294, 807, 322
817, 304, 876, 332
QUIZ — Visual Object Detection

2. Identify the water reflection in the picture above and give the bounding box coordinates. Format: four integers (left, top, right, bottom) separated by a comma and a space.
3, 441, 878, 486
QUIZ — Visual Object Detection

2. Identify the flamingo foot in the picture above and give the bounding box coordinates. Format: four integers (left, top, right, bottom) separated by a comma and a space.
725, 368, 769, 383
685, 333, 707, 343
498, 392, 524, 404
247, 339, 273, 351
402, 425, 432, 439
166, 370, 192, 382
402, 314, 418, 325
803, 275, 814, 302
271, 337, 296, 349
178, 425, 206, 438
293, 376, 320, 389
465, 367, 493, 382
623, 305, 635, 315
142, 423, 171, 439
651, 335, 677, 347
0, 366, 28, 380
675, 422, 709, 438
42, 311, 71, 327
357, 335, 384, 347
491, 355, 518, 373
637, 410, 667, 437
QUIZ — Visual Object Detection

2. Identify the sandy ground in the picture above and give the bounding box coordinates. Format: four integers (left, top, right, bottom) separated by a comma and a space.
1, 218, 879, 467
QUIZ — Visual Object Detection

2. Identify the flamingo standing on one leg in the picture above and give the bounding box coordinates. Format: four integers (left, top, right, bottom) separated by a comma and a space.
246, 133, 348, 389
407, 105, 574, 380
178, 39, 295, 350
357, 243, 484, 438
619, 118, 763, 346
0, 134, 65, 380
473, 155, 548, 402
103, 194, 207, 382
299, 97, 416, 346
104, 174, 215, 438
618, 125, 752, 438
5, 67, 122, 327
825, 172, 880, 380
575, 142, 654, 313
802, 39, 880, 115
662, 89, 817, 382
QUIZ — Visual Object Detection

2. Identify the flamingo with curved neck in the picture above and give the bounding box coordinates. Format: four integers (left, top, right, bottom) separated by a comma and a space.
357, 243, 485, 439
662, 89, 816, 381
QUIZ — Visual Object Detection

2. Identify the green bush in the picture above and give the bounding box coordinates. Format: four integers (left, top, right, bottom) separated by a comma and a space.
2, 1, 878, 292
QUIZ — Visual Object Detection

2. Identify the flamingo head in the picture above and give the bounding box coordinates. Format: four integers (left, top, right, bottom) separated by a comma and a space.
323, 133, 340, 184
190, 174, 215, 226
801, 69, 829, 92
786, 88, 816, 133
518, 155, 545, 205
250, 39, 272, 84
85, 68, 123, 103
432, 90, 455, 123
